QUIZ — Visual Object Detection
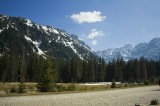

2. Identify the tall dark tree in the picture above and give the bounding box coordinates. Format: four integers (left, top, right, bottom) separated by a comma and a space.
133, 59, 140, 82
37, 57, 57, 92
87, 57, 95, 82
116, 58, 124, 81
139, 57, 147, 81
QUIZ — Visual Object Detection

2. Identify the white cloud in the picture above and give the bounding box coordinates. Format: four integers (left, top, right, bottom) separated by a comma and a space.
87, 29, 104, 39
92, 40, 97, 45
70, 11, 106, 24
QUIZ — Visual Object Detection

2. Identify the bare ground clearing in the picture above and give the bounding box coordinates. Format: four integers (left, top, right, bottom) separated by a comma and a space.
0, 86, 160, 106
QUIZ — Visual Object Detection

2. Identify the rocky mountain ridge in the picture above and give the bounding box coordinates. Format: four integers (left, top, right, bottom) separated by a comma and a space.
0, 14, 96, 61
96, 38, 160, 62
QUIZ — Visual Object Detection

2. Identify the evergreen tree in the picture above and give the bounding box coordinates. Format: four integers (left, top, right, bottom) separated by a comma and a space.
76, 58, 83, 82
111, 60, 118, 81
88, 57, 95, 82
133, 59, 140, 82
139, 57, 147, 81
116, 58, 124, 81
37, 57, 57, 92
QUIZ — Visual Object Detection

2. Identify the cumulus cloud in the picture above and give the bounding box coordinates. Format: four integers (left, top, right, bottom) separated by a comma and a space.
70, 11, 106, 24
92, 40, 97, 45
87, 29, 104, 39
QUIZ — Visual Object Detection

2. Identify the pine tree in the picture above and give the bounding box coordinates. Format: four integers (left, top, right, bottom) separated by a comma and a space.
76, 58, 83, 82
111, 59, 118, 81
133, 59, 140, 82
116, 58, 123, 81
139, 57, 147, 81
37, 57, 57, 92
88, 57, 95, 82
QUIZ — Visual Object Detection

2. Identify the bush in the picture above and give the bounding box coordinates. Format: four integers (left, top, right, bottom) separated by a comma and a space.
124, 83, 129, 87
157, 78, 160, 86
150, 99, 158, 105
37, 84, 53, 92
56, 85, 67, 92
10, 86, 17, 93
111, 80, 116, 88
67, 84, 76, 91
116, 84, 123, 88
144, 80, 150, 85
18, 83, 26, 93
27, 84, 35, 89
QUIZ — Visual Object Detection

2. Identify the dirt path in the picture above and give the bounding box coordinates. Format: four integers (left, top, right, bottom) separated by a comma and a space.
0, 86, 160, 106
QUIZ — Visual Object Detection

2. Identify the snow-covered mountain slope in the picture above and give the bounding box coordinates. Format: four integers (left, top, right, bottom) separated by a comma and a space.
97, 38, 160, 62
0, 14, 97, 60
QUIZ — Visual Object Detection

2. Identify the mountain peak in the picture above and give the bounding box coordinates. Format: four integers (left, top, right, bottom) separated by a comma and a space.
123, 44, 133, 49
0, 14, 96, 61
97, 38, 160, 62
149, 37, 160, 47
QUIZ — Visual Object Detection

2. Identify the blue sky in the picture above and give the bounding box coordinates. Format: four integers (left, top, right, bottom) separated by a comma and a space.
0, 0, 160, 51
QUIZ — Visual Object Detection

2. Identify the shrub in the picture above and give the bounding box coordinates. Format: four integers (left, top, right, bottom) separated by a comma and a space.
27, 84, 35, 89
10, 86, 17, 93
56, 85, 67, 92
150, 99, 158, 105
144, 80, 150, 85
157, 78, 160, 86
18, 83, 26, 93
37, 83, 53, 92
116, 84, 123, 88
124, 83, 128, 87
111, 80, 116, 88
67, 84, 76, 91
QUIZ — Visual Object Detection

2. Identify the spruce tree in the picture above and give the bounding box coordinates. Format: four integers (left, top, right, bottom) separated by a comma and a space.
37, 57, 57, 92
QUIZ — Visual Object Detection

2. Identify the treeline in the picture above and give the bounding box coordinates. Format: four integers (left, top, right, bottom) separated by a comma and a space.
0, 50, 160, 83
58, 57, 160, 83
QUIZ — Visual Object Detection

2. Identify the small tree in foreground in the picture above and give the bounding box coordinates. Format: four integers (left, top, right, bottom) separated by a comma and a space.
37, 57, 57, 92
111, 79, 116, 88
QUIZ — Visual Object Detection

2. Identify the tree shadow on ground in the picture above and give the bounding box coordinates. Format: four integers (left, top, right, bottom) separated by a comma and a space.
151, 89, 160, 91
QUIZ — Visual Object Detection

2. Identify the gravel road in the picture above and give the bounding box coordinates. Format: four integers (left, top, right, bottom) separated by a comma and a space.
0, 86, 159, 106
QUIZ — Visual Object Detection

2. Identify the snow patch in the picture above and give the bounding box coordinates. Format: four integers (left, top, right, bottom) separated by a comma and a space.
66, 41, 83, 60
61, 32, 68, 37
83, 45, 93, 53
41, 25, 48, 31
0, 14, 8, 20
9, 23, 18, 31
52, 29, 59, 34
48, 27, 59, 34
25, 36, 32, 41
41, 25, 59, 35
0, 29, 3, 33
58, 36, 60, 40
35, 24, 40, 30
81, 82, 121, 85
24, 36, 44, 55
41, 26, 49, 34
26, 19, 33, 27
6, 24, 9, 29
109, 50, 113, 55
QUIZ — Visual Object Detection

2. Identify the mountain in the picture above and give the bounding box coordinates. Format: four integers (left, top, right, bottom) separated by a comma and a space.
0, 14, 96, 61
96, 38, 160, 62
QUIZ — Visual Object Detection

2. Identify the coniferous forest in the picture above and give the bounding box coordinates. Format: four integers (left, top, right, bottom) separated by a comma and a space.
0, 51, 160, 83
